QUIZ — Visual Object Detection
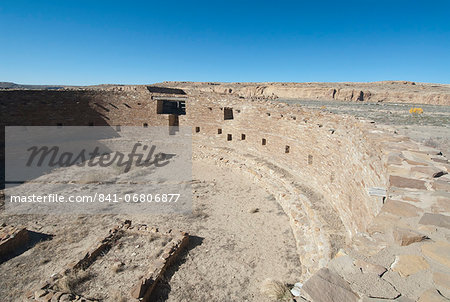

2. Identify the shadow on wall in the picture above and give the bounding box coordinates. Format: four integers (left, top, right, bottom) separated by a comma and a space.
0, 90, 116, 190
147, 86, 186, 95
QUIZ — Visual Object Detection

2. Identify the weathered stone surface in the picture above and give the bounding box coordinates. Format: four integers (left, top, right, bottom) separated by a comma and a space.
411, 166, 445, 178
433, 180, 450, 191
418, 225, 438, 234
302, 268, 359, 302
382, 200, 422, 218
328, 254, 397, 298
393, 227, 428, 246
353, 259, 387, 276
433, 272, 450, 299
419, 213, 450, 229
50, 292, 63, 302
351, 272, 400, 299
433, 196, 450, 213
389, 175, 427, 190
421, 241, 450, 269
417, 289, 448, 302
387, 153, 404, 165
391, 255, 429, 277
329, 255, 356, 276
0, 226, 29, 262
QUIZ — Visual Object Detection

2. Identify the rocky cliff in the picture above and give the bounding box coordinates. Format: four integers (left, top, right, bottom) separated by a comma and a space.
155, 81, 450, 105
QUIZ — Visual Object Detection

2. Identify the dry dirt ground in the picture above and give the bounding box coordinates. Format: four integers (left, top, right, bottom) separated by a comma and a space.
0, 160, 301, 301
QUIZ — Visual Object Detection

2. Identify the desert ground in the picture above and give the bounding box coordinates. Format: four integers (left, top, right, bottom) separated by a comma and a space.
0, 160, 301, 301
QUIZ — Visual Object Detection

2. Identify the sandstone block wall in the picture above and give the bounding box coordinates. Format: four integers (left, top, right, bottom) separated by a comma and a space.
1, 87, 390, 276
1, 86, 448, 286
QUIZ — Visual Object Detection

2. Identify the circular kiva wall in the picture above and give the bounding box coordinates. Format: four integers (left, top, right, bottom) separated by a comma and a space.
0, 88, 388, 277
186, 96, 387, 277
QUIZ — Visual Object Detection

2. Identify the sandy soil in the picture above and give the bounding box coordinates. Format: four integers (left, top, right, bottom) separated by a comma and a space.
0, 160, 301, 301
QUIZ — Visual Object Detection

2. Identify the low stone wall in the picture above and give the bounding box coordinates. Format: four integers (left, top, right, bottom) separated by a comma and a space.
0, 225, 29, 263
26, 221, 189, 302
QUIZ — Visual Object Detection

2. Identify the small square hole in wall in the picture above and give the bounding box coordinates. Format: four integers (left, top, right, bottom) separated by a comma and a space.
218, 129, 222, 134
241, 134, 246, 140
285, 145, 290, 153
224, 107, 233, 120
227, 134, 232, 141
308, 155, 313, 165
262, 138, 267, 145
143, 123, 148, 128
195, 127, 200, 133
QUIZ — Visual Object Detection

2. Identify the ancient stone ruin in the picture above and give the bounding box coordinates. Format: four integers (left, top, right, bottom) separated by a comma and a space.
0, 82, 449, 301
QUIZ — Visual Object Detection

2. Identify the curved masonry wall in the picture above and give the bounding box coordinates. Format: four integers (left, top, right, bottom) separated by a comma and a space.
2, 87, 449, 300
0, 88, 387, 274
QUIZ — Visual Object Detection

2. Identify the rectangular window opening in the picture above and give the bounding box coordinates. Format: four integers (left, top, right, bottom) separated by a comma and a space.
224, 107, 234, 120
157, 100, 186, 115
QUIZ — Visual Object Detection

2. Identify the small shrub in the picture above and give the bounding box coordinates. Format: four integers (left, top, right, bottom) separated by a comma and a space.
409, 107, 423, 115
55, 270, 92, 293
111, 290, 127, 302
260, 279, 292, 301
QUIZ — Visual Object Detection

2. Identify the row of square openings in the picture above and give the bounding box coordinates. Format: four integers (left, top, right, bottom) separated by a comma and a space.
207, 107, 235, 120
215, 129, 290, 153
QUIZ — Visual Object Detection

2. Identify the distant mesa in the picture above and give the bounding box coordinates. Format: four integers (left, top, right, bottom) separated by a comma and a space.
0, 82, 64, 90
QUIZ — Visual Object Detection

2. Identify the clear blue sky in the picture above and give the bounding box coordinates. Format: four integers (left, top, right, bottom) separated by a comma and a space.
1, 0, 449, 85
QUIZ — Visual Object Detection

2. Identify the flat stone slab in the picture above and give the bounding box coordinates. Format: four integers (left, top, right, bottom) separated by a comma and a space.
382, 199, 422, 218
417, 288, 448, 302
433, 272, 450, 299
419, 213, 450, 229
421, 241, 450, 269
302, 268, 359, 302
391, 255, 430, 277
393, 227, 428, 246
353, 259, 387, 277
389, 175, 426, 190
432, 180, 450, 191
